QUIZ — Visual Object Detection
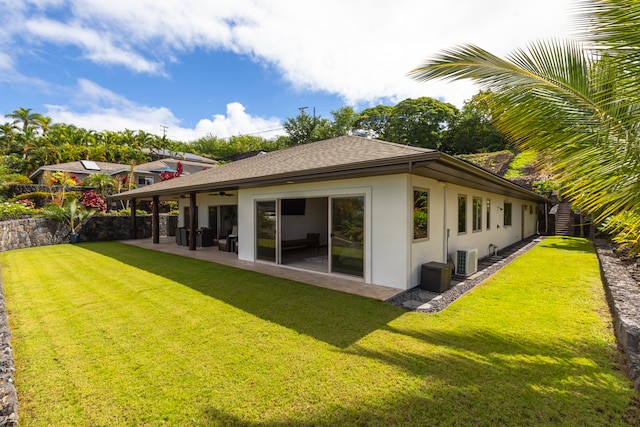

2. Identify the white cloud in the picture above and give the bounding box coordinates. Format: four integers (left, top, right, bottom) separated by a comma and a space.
44, 79, 283, 142
18, 0, 574, 107
24, 18, 163, 73
188, 102, 283, 141
5, 0, 576, 138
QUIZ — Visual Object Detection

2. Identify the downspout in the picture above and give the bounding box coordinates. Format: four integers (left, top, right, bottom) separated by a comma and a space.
408, 163, 414, 288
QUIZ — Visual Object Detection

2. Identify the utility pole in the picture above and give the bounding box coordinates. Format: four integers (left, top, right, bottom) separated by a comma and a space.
298, 106, 308, 115
159, 125, 168, 154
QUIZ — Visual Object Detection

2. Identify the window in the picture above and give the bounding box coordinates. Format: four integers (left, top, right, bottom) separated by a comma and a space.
137, 176, 154, 186
458, 195, 467, 234
184, 206, 199, 228
413, 190, 429, 240
472, 197, 482, 232
504, 202, 512, 226
486, 199, 491, 230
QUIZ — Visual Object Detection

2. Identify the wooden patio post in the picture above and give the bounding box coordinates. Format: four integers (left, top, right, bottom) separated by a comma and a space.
152, 195, 160, 244
130, 197, 137, 239
188, 192, 197, 251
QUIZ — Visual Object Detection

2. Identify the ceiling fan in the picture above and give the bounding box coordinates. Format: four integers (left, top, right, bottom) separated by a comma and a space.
208, 191, 234, 196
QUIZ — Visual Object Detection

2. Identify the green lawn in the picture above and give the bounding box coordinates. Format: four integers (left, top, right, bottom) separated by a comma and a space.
1, 237, 638, 426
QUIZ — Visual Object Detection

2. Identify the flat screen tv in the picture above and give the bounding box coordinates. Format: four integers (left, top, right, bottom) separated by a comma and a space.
281, 198, 306, 215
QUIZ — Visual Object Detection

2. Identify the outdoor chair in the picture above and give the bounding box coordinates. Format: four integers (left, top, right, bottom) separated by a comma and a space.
218, 226, 238, 252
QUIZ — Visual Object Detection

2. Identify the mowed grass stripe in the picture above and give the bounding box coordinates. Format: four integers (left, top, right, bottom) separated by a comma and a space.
1, 238, 638, 426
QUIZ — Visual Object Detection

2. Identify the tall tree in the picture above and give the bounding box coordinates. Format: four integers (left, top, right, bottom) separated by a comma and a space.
5, 107, 42, 133
282, 111, 331, 146
409, 0, 640, 252
353, 105, 395, 139
442, 90, 509, 154
387, 97, 457, 149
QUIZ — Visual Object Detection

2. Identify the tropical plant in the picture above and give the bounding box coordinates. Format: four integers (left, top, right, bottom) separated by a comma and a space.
42, 198, 96, 236
5, 107, 42, 133
80, 190, 107, 213
159, 161, 183, 181
408, 0, 640, 253
83, 173, 116, 195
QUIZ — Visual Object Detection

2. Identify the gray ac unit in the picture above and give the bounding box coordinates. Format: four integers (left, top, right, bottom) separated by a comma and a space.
456, 248, 478, 276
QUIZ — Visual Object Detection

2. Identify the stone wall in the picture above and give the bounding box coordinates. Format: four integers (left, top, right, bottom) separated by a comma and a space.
78, 216, 152, 242
0, 218, 69, 252
0, 279, 17, 426
0, 214, 178, 251
595, 241, 640, 394
159, 214, 178, 237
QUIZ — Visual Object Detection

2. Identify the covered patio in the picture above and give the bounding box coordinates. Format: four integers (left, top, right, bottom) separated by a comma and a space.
120, 236, 402, 301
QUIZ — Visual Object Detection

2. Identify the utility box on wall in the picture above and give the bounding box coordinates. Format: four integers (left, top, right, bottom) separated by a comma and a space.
420, 262, 452, 293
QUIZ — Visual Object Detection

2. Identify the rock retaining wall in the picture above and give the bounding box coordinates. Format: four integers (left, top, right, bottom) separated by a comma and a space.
595, 241, 640, 394
0, 279, 16, 426
78, 216, 152, 242
0, 214, 177, 251
0, 218, 68, 252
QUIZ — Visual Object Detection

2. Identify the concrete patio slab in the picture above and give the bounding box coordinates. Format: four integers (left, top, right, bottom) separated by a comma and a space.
119, 237, 403, 301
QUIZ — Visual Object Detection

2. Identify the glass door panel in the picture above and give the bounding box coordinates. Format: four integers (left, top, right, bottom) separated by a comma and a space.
330, 196, 364, 277
208, 206, 218, 238
256, 200, 277, 262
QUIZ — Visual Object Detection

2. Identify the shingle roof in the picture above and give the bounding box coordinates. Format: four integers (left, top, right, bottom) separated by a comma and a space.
29, 161, 130, 178
112, 136, 549, 203
135, 159, 215, 175
114, 136, 438, 198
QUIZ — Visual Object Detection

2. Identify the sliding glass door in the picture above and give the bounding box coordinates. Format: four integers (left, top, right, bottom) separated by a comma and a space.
330, 196, 364, 277
256, 200, 277, 262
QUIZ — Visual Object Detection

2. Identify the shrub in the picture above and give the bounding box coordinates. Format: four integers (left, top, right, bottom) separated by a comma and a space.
532, 180, 557, 198
81, 190, 107, 213
0, 202, 34, 220
112, 208, 148, 216
9, 191, 51, 208
2, 174, 32, 185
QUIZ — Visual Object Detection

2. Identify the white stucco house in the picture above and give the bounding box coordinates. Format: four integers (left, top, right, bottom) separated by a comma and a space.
114, 136, 549, 291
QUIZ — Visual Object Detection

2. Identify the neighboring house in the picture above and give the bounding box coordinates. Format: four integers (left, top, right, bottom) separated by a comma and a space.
113, 136, 549, 291
134, 159, 215, 186
142, 148, 218, 165
29, 158, 216, 187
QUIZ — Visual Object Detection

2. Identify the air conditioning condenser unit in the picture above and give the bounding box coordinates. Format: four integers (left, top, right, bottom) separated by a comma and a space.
456, 248, 478, 276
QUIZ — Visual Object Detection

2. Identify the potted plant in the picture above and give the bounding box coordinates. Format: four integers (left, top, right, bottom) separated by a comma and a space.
42, 199, 96, 243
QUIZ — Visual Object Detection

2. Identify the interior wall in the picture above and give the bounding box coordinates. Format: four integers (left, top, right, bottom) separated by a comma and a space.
280, 197, 328, 245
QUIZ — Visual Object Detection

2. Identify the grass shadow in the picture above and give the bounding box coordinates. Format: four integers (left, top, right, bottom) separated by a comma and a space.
81, 242, 404, 348
541, 236, 595, 253
191, 326, 640, 426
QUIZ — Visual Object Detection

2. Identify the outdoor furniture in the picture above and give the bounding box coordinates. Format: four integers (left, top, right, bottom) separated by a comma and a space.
218, 226, 238, 252
176, 227, 190, 246
196, 228, 214, 247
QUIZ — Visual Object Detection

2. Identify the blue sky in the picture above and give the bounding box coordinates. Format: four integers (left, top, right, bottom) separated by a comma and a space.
0, 0, 575, 142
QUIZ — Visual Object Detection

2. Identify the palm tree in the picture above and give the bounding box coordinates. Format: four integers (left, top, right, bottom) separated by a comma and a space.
5, 107, 42, 133
84, 173, 116, 195
408, 0, 640, 253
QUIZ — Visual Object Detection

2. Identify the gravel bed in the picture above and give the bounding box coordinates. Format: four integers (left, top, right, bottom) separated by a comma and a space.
387, 236, 543, 313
